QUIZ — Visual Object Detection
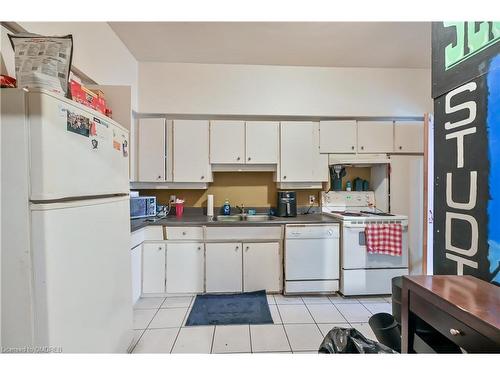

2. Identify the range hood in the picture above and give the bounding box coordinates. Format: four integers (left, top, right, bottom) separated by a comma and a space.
328, 154, 390, 166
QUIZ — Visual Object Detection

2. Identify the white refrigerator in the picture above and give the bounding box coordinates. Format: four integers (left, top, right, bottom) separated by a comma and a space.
1, 88, 133, 353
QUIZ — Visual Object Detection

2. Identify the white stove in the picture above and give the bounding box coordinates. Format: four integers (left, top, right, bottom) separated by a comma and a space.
321, 191, 409, 296
321, 191, 407, 222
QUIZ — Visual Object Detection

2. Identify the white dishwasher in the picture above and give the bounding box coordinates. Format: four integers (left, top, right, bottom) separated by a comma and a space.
284, 224, 340, 294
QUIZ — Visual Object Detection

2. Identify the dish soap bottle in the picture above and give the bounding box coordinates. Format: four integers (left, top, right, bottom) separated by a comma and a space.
222, 199, 231, 216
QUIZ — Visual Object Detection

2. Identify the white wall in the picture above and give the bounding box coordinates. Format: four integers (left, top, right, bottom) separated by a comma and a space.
1, 23, 138, 110
390, 155, 425, 275
138, 62, 432, 116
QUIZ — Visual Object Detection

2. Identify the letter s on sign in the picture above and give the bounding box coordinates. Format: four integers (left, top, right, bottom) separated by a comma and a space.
444, 82, 477, 130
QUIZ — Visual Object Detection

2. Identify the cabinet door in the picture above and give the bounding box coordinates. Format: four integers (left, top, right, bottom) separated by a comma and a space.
319, 120, 357, 153
138, 118, 166, 181
243, 242, 281, 293
205, 242, 243, 293
142, 242, 166, 294
210, 121, 245, 164
357, 121, 394, 153
173, 120, 211, 182
131, 244, 142, 304
394, 121, 424, 153
280, 121, 314, 181
245, 121, 279, 163
311, 122, 329, 182
166, 242, 204, 293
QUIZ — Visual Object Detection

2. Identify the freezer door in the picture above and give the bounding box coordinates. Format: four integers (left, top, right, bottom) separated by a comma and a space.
30, 196, 132, 352
28, 91, 129, 200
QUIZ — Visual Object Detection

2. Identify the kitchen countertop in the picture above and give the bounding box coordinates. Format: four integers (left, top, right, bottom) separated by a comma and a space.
131, 213, 339, 232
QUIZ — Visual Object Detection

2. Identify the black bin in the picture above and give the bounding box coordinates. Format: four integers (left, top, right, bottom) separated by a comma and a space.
368, 313, 401, 352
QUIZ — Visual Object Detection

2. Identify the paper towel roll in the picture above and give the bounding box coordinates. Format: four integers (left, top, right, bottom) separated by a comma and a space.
207, 194, 214, 217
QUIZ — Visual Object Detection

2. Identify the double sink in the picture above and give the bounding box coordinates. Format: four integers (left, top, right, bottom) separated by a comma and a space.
214, 214, 275, 222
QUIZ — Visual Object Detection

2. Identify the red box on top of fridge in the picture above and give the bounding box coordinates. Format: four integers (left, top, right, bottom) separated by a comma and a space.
69, 80, 106, 114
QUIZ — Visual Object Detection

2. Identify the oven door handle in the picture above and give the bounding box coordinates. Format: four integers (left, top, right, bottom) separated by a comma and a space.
343, 223, 408, 229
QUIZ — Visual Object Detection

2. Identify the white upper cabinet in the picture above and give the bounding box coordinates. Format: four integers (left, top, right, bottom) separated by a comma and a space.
280, 121, 326, 182
173, 120, 211, 182
245, 121, 279, 163
210, 120, 245, 164
357, 121, 394, 153
319, 120, 357, 153
138, 118, 166, 181
394, 121, 424, 153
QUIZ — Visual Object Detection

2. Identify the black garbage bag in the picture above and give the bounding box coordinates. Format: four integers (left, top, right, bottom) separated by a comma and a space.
318, 327, 397, 354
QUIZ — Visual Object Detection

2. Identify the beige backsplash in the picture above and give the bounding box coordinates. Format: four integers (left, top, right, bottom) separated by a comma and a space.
138, 168, 371, 208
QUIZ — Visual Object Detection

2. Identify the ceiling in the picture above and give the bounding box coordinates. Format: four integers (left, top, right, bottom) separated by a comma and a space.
109, 22, 431, 69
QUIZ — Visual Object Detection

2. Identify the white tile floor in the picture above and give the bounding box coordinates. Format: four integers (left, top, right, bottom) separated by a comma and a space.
131, 293, 392, 354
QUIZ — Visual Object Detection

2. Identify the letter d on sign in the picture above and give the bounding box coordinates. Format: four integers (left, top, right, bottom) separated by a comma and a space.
445, 212, 479, 257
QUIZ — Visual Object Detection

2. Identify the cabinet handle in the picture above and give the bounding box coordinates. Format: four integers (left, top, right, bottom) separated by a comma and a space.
360, 146, 364, 150
283, 175, 287, 179
182, 231, 186, 235
245, 246, 250, 251
198, 246, 202, 251
449, 328, 462, 336
158, 246, 162, 251
157, 175, 162, 179
235, 246, 239, 251
351, 146, 355, 150
248, 157, 251, 161
399, 146, 403, 150
201, 175, 205, 179
237, 156, 241, 161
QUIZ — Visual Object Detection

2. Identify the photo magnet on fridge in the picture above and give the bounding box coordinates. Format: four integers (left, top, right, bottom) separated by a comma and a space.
66, 110, 90, 137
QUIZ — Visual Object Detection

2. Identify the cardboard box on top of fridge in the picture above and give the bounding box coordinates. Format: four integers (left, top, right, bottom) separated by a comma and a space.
89, 88, 106, 99
69, 80, 106, 114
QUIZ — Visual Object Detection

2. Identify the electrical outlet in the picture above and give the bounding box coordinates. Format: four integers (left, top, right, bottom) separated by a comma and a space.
309, 195, 316, 204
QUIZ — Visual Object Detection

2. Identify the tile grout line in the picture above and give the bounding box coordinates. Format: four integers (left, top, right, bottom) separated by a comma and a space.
248, 325, 253, 354
301, 300, 326, 339
329, 302, 353, 329
275, 302, 293, 352
169, 299, 193, 354
210, 325, 217, 354
170, 296, 195, 354
130, 297, 166, 353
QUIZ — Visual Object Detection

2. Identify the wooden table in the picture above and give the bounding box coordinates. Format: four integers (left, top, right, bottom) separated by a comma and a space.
401, 275, 500, 353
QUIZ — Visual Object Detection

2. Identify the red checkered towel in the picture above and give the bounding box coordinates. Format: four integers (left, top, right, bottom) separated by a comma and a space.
364, 224, 402, 256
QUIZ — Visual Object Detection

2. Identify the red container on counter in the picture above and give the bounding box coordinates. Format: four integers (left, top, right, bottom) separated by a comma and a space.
175, 202, 184, 217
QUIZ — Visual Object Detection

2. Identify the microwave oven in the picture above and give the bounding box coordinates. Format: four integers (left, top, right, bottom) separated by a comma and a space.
130, 196, 157, 219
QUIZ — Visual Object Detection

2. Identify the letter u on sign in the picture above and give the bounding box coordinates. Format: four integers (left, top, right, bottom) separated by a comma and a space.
446, 171, 477, 210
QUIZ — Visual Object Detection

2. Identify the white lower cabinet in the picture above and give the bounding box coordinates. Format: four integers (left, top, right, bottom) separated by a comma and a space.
243, 242, 281, 292
166, 242, 205, 293
205, 242, 243, 293
142, 242, 166, 294
131, 244, 142, 304
140, 226, 284, 296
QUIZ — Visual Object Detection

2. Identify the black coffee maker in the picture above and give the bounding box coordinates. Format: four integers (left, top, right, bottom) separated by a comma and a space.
276, 191, 297, 217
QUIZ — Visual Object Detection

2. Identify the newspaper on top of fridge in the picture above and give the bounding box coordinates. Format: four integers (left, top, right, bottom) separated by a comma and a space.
8, 33, 73, 97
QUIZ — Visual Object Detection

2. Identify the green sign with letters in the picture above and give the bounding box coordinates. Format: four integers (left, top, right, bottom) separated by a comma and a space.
444, 22, 500, 70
